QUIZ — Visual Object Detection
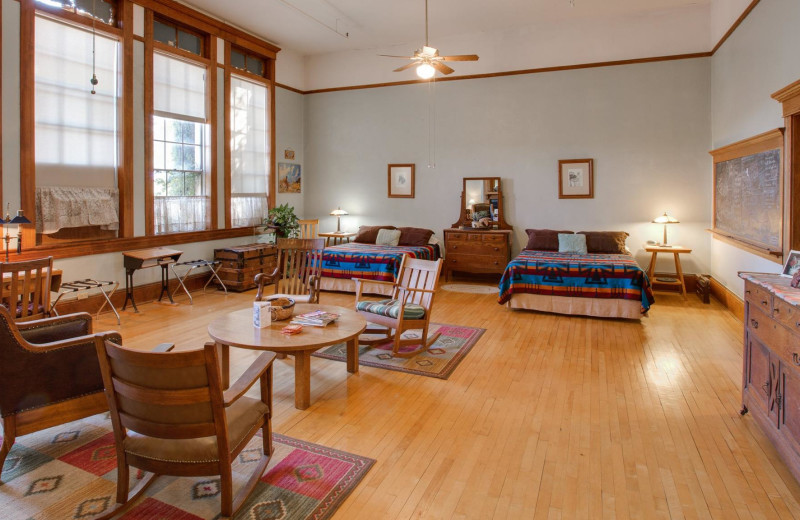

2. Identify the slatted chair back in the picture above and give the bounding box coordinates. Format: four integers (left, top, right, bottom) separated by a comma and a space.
0, 257, 53, 321
393, 256, 442, 312
298, 219, 319, 239
268, 238, 325, 302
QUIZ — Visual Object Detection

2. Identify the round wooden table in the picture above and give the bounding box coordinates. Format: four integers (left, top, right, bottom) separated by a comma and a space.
208, 304, 366, 410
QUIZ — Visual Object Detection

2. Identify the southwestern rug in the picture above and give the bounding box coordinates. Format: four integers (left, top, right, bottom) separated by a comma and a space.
0, 413, 374, 520
312, 323, 485, 380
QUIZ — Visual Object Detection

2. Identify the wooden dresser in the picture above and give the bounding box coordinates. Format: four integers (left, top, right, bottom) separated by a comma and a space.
443, 228, 512, 280
739, 272, 800, 483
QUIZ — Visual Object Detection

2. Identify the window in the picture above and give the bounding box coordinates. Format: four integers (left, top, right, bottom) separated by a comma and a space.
153, 18, 204, 56
152, 53, 209, 234
35, 0, 117, 25
230, 76, 269, 227
230, 48, 265, 77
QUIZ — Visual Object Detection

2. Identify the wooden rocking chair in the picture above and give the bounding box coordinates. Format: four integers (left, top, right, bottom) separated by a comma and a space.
255, 238, 325, 304
354, 256, 443, 358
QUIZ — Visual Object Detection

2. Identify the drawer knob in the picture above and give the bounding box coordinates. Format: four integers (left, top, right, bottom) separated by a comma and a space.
746, 289, 751, 295
794, 353, 800, 366
453, 245, 457, 249
774, 308, 781, 314
762, 380, 771, 395
494, 247, 499, 251
750, 319, 759, 329
762, 300, 768, 306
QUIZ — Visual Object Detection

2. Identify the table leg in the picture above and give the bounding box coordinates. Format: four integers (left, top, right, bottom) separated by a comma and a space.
346, 338, 359, 374
647, 252, 657, 280
217, 342, 230, 389
294, 351, 311, 410
122, 268, 138, 312
159, 264, 175, 303
674, 252, 687, 300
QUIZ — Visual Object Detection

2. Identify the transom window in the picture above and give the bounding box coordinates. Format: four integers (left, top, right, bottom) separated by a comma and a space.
230, 48, 265, 77
153, 17, 204, 56
35, 0, 117, 25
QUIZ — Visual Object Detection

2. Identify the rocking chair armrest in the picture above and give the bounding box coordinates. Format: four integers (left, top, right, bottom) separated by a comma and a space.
254, 268, 280, 301
223, 351, 277, 406
352, 277, 394, 302
17, 312, 94, 337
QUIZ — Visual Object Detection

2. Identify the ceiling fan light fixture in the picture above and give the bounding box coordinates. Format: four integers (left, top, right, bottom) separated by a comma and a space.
416, 62, 435, 79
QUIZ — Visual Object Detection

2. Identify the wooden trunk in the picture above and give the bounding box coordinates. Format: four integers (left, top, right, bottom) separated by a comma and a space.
214, 243, 277, 292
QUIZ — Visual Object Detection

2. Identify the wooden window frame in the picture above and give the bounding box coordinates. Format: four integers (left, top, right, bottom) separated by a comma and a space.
773, 79, 800, 255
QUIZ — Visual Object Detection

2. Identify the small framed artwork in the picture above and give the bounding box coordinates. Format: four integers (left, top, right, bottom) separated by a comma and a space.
558, 158, 594, 199
388, 164, 415, 198
278, 162, 301, 193
781, 250, 800, 277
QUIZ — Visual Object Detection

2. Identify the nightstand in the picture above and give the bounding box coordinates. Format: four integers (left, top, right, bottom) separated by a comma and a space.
645, 245, 692, 299
319, 231, 356, 247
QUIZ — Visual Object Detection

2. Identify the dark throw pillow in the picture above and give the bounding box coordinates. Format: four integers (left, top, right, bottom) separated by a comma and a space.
524, 229, 574, 251
354, 225, 397, 244
398, 227, 434, 246
577, 231, 630, 254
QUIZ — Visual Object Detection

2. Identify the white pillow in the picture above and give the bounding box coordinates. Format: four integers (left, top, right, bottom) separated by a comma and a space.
376, 228, 401, 246
558, 233, 587, 254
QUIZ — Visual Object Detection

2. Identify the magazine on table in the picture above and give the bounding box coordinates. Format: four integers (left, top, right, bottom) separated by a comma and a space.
290, 310, 340, 327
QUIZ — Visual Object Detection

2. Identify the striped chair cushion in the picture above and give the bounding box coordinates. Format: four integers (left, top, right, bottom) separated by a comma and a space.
356, 299, 426, 320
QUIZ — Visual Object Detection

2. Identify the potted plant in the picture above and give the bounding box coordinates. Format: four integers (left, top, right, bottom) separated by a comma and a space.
265, 203, 300, 238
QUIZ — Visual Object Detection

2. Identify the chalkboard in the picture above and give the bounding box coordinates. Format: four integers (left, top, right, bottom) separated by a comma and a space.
714, 148, 781, 251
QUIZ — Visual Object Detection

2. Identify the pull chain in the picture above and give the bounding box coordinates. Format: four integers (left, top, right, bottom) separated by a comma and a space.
90, 0, 98, 94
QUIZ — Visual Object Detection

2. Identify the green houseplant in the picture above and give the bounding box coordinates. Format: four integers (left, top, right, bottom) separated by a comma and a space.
265, 203, 300, 238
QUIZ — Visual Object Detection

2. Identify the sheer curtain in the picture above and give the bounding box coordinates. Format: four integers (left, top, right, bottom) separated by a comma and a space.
153, 53, 209, 234
230, 76, 269, 228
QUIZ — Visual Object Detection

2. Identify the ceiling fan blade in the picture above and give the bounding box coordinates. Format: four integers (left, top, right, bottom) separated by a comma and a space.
431, 61, 455, 75
439, 54, 479, 62
393, 62, 419, 72
379, 54, 417, 59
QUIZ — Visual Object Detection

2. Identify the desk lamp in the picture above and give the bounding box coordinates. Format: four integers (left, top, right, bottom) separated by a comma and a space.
330, 207, 348, 233
652, 212, 679, 247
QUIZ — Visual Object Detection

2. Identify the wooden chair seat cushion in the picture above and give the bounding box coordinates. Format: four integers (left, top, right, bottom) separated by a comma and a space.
356, 299, 426, 320
123, 397, 268, 463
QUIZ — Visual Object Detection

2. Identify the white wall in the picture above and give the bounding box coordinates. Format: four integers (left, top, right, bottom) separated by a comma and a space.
303, 58, 712, 274
709, 0, 800, 297
275, 87, 305, 217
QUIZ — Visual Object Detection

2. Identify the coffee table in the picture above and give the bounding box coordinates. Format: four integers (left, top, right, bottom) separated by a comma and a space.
208, 304, 366, 410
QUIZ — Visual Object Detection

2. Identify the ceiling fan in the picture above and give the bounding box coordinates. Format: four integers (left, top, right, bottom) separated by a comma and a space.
380, 0, 478, 79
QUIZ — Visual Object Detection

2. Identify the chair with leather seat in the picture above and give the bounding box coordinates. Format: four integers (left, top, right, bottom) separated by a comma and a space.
0, 256, 53, 321
255, 238, 325, 304
354, 255, 443, 358
0, 305, 117, 475
94, 335, 276, 519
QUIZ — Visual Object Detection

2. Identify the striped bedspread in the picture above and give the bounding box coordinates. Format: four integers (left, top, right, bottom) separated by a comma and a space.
321, 243, 437, 283
498, 250, 655, 313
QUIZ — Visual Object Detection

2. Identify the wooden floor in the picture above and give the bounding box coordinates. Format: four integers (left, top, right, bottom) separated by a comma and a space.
101, 285, 800, 519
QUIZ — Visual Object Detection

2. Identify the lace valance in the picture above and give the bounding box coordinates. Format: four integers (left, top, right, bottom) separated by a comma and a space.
35, 186, 119, 234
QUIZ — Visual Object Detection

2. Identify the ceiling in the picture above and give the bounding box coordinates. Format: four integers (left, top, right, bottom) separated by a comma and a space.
180, 0, 711, 56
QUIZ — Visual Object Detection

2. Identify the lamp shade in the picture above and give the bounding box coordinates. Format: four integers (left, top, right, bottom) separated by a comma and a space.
330, 207, 348, 217
10, 210, 31, 225
652, 212, 679, 224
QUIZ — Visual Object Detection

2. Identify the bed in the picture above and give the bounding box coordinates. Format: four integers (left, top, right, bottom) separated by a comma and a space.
498, 230, 654, 319
319, 226, 440, 295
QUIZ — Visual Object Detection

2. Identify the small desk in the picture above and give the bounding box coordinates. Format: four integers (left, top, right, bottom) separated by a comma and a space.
318, 232, 356, 247
208, 304, 366, 410
645, 245, 692, 300
122, 248, 182, 312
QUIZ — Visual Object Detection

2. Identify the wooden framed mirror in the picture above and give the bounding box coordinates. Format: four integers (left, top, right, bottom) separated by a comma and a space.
452, 177, 511, 229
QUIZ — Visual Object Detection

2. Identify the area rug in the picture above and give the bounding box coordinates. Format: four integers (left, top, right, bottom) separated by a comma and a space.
0, 413, 374, 520
312, 323, 485, 379
440, 283, 497, 294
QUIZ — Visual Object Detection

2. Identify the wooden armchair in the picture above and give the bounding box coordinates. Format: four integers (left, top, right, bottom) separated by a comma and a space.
354, 256, 443, 358
255, 238, 325, 304
0, 305, 118, 475
94, 336, 276, 519
0, 257, 53, 321
298, 218, 319, 238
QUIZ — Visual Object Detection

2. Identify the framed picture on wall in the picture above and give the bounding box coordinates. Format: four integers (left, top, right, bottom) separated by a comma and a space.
558, 158, 594, 199
388, 164, 415, 198
278, 163, 301, 193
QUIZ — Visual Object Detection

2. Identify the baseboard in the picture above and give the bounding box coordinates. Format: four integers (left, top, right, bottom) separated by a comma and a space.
709, 277, 745, 322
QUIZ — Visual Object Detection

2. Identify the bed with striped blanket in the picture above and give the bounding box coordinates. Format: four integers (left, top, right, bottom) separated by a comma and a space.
319, 242, 438, 295
498, 250, 654, 319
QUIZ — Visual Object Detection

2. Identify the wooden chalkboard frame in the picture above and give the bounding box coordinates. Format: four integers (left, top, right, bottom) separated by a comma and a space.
709, 128, 785, 262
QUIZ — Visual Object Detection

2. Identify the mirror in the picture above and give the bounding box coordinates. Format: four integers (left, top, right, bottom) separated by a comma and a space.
452, 177, 510, 229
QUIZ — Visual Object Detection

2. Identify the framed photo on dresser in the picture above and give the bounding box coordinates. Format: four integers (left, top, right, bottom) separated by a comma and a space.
781, 250, 800, 277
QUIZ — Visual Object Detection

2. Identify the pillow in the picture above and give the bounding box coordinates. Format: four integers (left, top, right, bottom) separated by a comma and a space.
524, 229, 574, 251
375, 228, 401, 246
578, 231, 630, 254
354, 225, 397, 244
558, 233, 587, 254
398, 227, 434, 246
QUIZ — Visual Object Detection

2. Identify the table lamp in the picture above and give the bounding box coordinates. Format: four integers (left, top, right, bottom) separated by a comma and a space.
330, 207, 348, 233
652, 212, 679, 247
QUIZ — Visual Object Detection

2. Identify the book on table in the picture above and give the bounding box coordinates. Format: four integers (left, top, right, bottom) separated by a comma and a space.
290, 310, 340, 327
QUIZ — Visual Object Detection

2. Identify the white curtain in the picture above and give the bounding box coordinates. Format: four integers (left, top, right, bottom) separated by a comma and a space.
35, 15, 118, 180
230, 76, 269, 227
154, 196, 209, 234
153, 53, 206, 122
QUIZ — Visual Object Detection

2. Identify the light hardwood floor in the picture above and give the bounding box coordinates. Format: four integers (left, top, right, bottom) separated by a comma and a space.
99, 285, 800, 519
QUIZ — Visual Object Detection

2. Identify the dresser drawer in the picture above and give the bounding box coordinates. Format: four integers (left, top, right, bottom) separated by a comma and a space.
446, 242, 502, 256
446, 254, 506, 272
446, 232, 468, 241
747, 305, 787, 351
745, 282, 773, 314
482, 233, 506, 244
773, 297, 800, 333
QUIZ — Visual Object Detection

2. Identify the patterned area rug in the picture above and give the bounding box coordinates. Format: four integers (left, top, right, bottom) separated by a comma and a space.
0, 413, 374, 520
313, 323, 485, 379
440, 284, 498, 294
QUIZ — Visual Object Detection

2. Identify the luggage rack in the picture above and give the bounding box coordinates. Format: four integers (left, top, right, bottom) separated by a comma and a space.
170, 259, 228, 304
51, 279, 120, 324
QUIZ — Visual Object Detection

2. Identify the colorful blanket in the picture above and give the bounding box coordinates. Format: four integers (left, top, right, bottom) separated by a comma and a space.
321, 243, 437, 283
498, 250, 655, 313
